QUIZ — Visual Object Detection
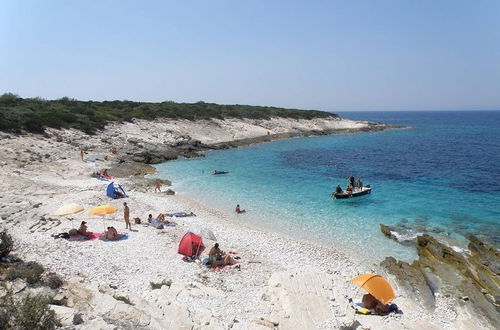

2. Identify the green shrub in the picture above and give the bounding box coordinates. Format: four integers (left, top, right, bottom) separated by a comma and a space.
13, 295, 60, 329
0, 293, 59, 330
150, 279, 172, 290
0, 231, 13, 258
44, 272, 63, 289
6, 261, 45, 284
113, 295, 134, 305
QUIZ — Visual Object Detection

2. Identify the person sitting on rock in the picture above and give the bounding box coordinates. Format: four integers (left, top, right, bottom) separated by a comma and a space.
208, 243, 234, 267
77, 221, 92, 237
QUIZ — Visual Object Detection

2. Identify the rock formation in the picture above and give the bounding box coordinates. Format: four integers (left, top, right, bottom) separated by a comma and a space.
381, 233, 500, 327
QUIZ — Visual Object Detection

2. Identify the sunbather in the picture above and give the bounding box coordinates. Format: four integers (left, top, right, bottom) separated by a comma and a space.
362, 294, 390, 315
104, 226, 124, 240
208, 243, 234, 267
168, 212, 196, 217
77, 221, 92, 237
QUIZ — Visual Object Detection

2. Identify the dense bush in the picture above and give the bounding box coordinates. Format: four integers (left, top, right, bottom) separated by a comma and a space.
6, 261, 45, 284
44, 272, 63, 289
13, 295, 60, 329
0, 94, 338, 134
0, 293, 59, 329
0, 231, 13, 258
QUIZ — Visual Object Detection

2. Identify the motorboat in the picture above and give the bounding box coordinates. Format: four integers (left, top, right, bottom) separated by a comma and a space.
332, 185, 372, 199
212, 170, 229, 175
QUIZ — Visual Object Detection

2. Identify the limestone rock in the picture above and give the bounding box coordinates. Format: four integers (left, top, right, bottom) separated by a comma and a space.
380, 256, 435, 310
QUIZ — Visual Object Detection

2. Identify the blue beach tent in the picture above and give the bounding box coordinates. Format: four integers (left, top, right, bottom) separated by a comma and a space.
106, 182, 128, 199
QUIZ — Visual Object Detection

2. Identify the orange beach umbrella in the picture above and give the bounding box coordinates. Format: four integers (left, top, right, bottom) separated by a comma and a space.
88, 205, 117, 215
351, 273, 395, 305
88, 205, 117, 231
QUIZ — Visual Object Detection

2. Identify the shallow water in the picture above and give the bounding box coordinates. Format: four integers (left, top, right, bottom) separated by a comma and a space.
155, 111, 500, 262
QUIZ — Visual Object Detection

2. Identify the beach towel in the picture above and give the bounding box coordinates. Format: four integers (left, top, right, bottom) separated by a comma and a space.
151, 220, 177, 228
69, 232, 103, 241
99, 234, 129, 242
352, 302, 401, 315
167, 212, 186, 217
97, 177, 109, 181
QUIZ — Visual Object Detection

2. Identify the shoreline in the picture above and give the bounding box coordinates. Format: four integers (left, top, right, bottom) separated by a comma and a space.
0, 117, 495, 329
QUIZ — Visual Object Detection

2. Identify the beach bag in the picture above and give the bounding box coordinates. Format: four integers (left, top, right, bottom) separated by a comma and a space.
68, 229, 78, 236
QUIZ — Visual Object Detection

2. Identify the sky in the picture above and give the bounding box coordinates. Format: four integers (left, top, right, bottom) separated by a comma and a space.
1, 0, 499, 111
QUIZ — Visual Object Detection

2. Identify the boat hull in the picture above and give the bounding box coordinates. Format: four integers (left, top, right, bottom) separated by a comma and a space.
334, 187, 372, 199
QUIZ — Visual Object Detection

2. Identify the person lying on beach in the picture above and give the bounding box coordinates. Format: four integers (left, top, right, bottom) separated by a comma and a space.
235, 204, 246, 214
104, 226, 124, 240
167, 212, 196, 217
156, 213, 174, 224
362, 294, 390, 315
77, 221, 92, 237
208, 243, 234, 267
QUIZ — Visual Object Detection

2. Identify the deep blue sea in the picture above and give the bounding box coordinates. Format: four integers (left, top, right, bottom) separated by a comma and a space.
155, 111, 500, 262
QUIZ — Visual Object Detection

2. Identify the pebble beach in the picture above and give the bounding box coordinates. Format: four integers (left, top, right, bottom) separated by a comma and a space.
0, 117, 493, 329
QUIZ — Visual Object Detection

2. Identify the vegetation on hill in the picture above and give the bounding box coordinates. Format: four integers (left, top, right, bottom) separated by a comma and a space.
0, 93, 337, 134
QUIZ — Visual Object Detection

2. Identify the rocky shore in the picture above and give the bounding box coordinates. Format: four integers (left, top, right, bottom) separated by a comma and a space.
0, 116, 495, 329
380, 224, 499, 327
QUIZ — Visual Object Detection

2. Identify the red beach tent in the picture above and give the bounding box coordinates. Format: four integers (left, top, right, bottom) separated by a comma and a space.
178, 232, 204, 257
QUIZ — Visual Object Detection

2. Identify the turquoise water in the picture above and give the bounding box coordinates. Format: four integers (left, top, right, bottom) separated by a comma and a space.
155, 111, 500, 262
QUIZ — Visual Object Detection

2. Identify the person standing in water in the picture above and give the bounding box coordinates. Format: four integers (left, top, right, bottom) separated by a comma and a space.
123, 202, 131, 230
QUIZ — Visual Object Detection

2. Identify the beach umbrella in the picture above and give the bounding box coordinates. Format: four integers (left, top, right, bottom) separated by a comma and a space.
53, 203, 84, 216
351, 273, 395, 305
88, 205, 117, 231
189, 225, 216, 241
53, 203, 84, 227
88, 205, 117, 215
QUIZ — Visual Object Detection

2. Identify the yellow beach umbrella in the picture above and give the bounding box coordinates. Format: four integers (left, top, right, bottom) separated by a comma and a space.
88, 205, 117, 215
351, 273, 395, 305
53, 203, 84, 216
88, 205, 117, 231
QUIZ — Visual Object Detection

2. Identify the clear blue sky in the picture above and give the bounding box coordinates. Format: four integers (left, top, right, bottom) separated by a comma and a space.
1, 0, 499, 111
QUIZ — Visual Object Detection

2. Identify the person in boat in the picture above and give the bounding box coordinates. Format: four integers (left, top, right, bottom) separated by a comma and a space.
346, 184, 353, 197
235, 204, 246, 214
332, 184, 343, 197
357, 178, 363, 190
348, 175, 355, 188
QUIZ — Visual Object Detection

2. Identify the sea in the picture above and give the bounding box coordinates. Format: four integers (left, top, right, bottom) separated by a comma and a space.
154, 111, 500, 262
